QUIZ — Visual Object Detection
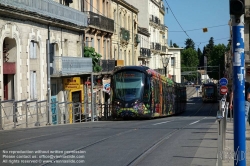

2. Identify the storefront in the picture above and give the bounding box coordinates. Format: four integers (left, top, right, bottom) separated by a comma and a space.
63, 77, 84, 123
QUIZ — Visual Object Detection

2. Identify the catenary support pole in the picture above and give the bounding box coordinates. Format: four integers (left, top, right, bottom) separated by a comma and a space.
232, 15, 246, 166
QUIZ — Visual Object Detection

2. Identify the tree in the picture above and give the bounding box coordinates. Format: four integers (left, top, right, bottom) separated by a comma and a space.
84, 47, 102, 72
173, 43, 179, 48
204, 37, 215, 64
207, 44, 227, 80
197, 47, 203, 67
181, 48, 199, 81
185, 38, 195, 50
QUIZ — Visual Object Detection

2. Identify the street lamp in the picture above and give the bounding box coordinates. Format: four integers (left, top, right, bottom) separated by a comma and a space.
160, 54, 172, 77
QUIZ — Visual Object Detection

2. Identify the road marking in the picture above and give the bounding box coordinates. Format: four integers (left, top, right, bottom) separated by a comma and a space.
189, 120, 200, 125
189, 117, 207, 125
153, 121, 171, 125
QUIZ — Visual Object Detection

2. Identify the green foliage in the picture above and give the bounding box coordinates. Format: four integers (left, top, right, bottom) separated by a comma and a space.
84, 47, 102, 72
185, 38, 195, 50
181, 48, 199, 81
181, 48, 199, 67
173, 43, 179, 48
208, 44, 227, 80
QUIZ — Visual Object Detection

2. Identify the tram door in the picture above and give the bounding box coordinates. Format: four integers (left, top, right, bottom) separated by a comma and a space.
72, 91, 81, 122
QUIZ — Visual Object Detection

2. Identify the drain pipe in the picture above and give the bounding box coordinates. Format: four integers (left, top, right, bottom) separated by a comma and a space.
47, 24, 51, 125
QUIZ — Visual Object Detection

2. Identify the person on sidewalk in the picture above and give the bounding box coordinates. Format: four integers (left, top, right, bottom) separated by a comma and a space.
229, 81, 250, 125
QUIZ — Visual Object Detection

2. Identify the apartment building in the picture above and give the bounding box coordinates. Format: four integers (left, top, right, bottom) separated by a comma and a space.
111, 0, 139, 66
0, 0, 91, 126
138, 26, 151, 66
123, 0, 169, 72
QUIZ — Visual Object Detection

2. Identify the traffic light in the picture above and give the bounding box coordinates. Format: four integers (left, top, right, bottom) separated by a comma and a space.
230, 0, 245, 15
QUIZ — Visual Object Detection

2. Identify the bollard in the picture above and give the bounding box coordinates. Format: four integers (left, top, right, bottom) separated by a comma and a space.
217, 114, 223, 166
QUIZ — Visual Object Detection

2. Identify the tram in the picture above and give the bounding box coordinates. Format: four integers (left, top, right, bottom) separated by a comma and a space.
110, 66, 186, 119
202, 83, 218, 103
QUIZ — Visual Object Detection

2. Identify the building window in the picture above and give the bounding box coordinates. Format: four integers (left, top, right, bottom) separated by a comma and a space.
86, 37, 89, 47
97, 0, 100, 13
97, 39, 100, 54
30, 71, 37, 99
81, 0, 85, 12
124, 15, 126, 29
91, 38, 94, 47
29, 40, 37, 59
103, 0, 105, 16
171, 57, 175, 66
90, 0, 93, 11
107, 40, 110, 59
114, 10, 116, 33
103, 39, 106, 59
128, 16, 130, 31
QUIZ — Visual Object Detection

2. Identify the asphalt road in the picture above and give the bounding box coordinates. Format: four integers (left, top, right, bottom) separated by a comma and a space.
0, 87, 219, 166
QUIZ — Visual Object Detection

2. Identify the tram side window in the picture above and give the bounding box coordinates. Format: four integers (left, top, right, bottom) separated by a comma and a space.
143, 77, 150, 102
154, 80, 159, 103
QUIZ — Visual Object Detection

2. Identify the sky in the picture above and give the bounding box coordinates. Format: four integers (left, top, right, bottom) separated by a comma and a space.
164, 0, 230, 50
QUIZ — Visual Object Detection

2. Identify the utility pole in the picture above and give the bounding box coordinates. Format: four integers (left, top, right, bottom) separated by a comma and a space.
230, 0, 246, 165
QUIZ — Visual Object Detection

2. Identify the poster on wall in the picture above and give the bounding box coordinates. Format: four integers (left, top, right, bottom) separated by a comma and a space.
102, 78, 110, 94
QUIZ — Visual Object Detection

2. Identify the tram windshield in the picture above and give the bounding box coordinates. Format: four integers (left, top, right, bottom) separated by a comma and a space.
113, 70, 144, 102
204, 87, 214, 96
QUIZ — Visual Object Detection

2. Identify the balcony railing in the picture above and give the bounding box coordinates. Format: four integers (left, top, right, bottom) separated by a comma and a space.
155, 43, 161, 50
120, 28, 130, 41
51, 56, 92, 76
100, 60, 116, 72
86, 11, 114, 32
160, 24, 166, 31
140, 48, 151, 58
0, 0, 88, 27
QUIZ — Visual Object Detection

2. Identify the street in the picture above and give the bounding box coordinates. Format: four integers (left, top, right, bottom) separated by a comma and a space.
0, 89, 219, 166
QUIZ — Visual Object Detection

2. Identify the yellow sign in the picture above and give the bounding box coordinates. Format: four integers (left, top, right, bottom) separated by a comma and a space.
203, 28, 208, 33
63, 77, 81, 89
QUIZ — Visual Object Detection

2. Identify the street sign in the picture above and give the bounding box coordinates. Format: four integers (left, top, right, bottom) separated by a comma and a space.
220, 86, 228, 95
196, 86, 200, 91
219, 78, 228, 86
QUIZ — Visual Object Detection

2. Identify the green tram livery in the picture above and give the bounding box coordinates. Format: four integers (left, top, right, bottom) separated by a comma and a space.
110, 66, 186, 118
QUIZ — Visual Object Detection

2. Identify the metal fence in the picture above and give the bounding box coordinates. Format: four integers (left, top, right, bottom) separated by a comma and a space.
0, 99, 112, 130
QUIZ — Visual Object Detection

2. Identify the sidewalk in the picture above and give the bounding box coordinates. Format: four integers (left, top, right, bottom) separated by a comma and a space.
222, 120, 250, 166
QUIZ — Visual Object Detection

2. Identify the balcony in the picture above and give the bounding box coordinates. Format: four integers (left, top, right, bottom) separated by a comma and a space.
120, 28, 130, 43
86, 11, 114, 32
139, 48, 151, 58
160, 24, 166, 32
0, 0, 88, 27
155, 43, 161, 51
160, 4, 165, 13
134, 34, 140, 46
100, 60, 116, 72
51, 56, 92, 77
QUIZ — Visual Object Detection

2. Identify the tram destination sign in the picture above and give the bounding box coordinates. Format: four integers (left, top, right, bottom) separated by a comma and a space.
219, 78, 228, 86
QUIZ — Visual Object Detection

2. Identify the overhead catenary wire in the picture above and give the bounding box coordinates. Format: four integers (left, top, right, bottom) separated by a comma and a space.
169, 24, 229, 32
85, 0, 229, 48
